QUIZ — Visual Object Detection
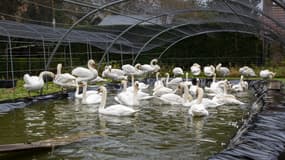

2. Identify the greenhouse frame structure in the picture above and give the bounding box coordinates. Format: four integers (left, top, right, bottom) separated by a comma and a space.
0, 0, 285, 87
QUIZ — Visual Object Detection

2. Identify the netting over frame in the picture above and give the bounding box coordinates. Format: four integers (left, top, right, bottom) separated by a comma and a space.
0, 0, 285, 67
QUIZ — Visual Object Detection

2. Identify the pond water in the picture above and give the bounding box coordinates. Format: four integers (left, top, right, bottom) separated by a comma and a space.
0, 85, 253, 160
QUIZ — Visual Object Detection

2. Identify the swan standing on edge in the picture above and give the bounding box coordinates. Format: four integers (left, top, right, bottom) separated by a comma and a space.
203, 65, 215, 77
173, 67, 184, 77
139, 59, 159, 73
72, 59, 98, 83
239, 66, 256, 77
98, 86, 139, 116
53, 63, 76, 90
23, 71, 55, 96
216, 63, 230, 77
191, 63, 201, 76
260, 69, 276, 79
188, 87, 209, 117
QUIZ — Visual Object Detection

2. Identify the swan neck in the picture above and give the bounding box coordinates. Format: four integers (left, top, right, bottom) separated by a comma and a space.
186, 72, 188, 82
39, 71, 54, 80
197, 88, 203, 104
156, 72, 159, 81
213, 73, 216, 82
82, 83, 87, 103
100, 89, 107, 110
131, 75, 134, 87
57, 64, 62, 75
166, 73, 169, 87
150, 59, 155, 66
123, 81, 127, 92
183, 85, 192, 102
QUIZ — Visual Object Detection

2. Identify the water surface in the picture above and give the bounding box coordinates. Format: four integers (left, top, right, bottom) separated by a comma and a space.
0, 86, 253, 160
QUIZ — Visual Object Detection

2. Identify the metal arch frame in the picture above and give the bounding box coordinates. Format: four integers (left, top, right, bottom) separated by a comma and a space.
157, 30, 274, 59
132, 8, 285, 65
99, 7, 264, 66
132, 20, 260, 65
45, 0, 129, 70
0, 26, 15, 87
98, 14, 169, 66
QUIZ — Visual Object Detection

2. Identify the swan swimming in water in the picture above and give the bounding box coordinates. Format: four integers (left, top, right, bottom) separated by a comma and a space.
188, 87, 209, 117
232, 75, 248, 92
212, 81, 244, 105
98, 86, 139, 116
53, 63, 76, 90
81, 81, 102, 105
165, 72, 183, 89
115, 81, 140, 106
72, 59, 98, 83
139, 59, 159, 73
23, 71, 55, 96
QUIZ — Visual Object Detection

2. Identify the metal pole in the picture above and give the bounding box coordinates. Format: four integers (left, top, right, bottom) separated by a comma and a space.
68, 40, 73, 68
8, 37, 15, 87
46, 0, 129, 70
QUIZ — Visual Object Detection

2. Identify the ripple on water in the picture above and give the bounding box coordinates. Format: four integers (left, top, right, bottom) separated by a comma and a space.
0, 87, 253, 160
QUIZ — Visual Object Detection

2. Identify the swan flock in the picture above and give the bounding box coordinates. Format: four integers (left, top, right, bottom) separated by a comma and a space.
23, 59, 275, 118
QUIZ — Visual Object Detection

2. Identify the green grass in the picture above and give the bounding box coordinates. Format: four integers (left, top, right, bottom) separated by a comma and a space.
0, 80, 62, 102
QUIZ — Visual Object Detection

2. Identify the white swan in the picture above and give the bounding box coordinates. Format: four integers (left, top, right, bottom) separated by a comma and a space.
81, 81, 101, 105
23, 71, 55, 96
239, 66, 256, 77
172, 67, 184, 77
154, 72, 163, 89
98, 86, 139, 116
165, 73, 183, 88
181, 72, 192, 86
115, 81, 140, 106
216, 63, 230, 77
189, 85, 223, 108
260, 69, 276, 79
153, 84, 175, 97
203, 65, 215, 77
191, 63, 201, 76
102, 66, 127, 81
74, 81, 98, 99
232, 75, 248, 92
204, 73, 225, 95
53, 63, 76, 89
139, 59, 158, 73
122, 64, 144, 76
188, 87, 209, 117
212, 82, 244, 105
72, 59, 98, 82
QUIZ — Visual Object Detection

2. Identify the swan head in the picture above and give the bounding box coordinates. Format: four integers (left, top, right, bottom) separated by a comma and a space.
98, 86, 107, 94
134, 81, 139, 91
135, 63, 141, 69
192, 63, 200, 68
151, 59, 158, 64
88, 59, 96, 68
165, 73, 169, 77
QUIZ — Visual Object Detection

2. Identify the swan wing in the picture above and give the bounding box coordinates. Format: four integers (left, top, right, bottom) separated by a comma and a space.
100, 104, 138, 116
86, 93, 101, 104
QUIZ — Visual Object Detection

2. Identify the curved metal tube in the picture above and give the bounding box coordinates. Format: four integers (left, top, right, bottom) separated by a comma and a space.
157, 30, 274, 59
98, 14, 168, 66
132, 20, 259, 65
45, 0, 129, 70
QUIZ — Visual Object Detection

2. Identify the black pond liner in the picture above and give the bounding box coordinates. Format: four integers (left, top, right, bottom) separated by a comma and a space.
0, 92, 68, 113
209, 80, 285, 160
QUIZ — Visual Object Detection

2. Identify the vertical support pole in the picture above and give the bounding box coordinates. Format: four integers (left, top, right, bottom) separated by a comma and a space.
28, 46, 31, 73
86, 41, 90, 61
68, 41, 73, 68
8, 37, 15, 87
